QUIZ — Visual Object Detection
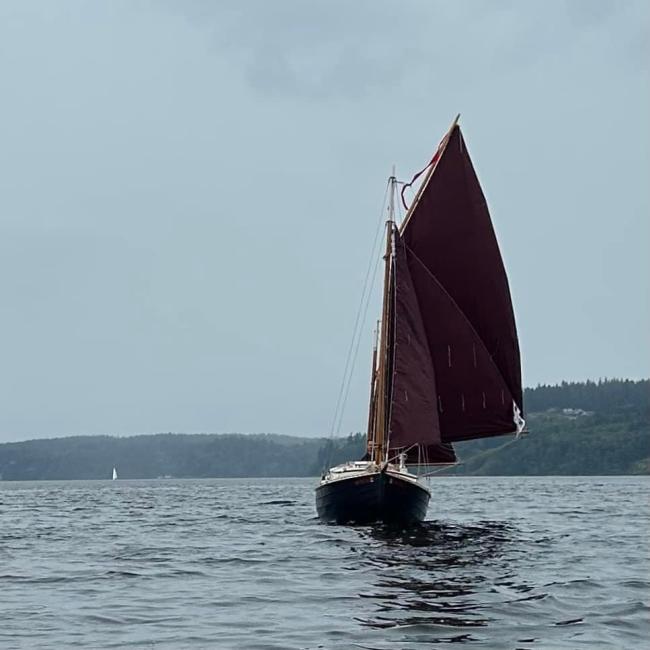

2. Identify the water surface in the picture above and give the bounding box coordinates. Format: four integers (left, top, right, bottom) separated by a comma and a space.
1, 476, 648, 649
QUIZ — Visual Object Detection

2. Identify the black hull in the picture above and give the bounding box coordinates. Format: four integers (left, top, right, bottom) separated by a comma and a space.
315, 470, 430, 525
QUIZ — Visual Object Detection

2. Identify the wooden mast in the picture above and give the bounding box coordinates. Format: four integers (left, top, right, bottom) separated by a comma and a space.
372, 172, 396, 465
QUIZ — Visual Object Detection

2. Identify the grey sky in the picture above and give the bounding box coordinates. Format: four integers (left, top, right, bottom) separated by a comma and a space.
1, 0, 648, 442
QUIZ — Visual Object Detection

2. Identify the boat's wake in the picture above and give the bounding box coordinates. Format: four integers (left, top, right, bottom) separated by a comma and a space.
353, 520, 536, 637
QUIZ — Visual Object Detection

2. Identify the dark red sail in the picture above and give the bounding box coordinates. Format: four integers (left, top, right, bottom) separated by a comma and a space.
388, 230, 457, 463
410, 442, 456, 464
389, 231, 440, 449
391, 124, 523, 444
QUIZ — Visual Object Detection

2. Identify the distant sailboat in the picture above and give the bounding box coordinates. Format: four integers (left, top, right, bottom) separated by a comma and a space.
316, 116, 525, 525
112, 467, 118, 481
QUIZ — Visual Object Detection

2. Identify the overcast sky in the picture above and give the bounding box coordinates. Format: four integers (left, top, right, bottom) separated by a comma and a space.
0, 0, 648, 442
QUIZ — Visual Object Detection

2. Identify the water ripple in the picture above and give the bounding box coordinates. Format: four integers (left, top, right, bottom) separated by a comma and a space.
0, 476, 648, 649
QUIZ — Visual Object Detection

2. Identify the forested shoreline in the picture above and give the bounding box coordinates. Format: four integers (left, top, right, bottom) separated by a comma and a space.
1, 379, 647, 480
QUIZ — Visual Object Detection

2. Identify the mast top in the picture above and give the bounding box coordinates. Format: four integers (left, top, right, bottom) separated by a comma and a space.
388, 165, 397, 227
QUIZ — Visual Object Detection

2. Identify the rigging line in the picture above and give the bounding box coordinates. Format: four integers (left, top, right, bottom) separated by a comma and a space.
421, 436, 521, 477
385, 443, 417, 465
334, 249, 383, 437
400, 127, 452, 211
400, 159, 434, 210
329, 185, 388, 439
328, 180, 390, 438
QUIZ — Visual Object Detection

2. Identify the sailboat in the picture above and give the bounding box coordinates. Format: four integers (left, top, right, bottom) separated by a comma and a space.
315, 116, 525, 525
112, 467, 118, 481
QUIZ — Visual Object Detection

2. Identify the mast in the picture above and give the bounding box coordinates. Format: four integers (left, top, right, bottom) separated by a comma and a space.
371, 170, 396, 465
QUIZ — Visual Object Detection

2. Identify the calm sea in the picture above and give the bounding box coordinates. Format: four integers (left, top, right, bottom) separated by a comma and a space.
1, 476, 648, 649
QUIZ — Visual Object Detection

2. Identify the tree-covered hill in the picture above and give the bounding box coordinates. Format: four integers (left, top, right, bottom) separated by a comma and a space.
451, 409, 649, 475
443, 378, 649, 475
0, 379, 647, 479
318, 379, 650, 476
0, 433, 324, 481
523, 378, 648, 414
